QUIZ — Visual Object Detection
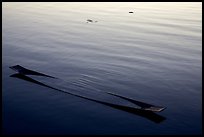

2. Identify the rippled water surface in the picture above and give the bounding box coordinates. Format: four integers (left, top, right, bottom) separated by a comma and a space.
2, 2, 202, 135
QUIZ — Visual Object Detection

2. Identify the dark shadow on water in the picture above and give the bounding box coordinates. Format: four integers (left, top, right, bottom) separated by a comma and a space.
10, 73, 166, 123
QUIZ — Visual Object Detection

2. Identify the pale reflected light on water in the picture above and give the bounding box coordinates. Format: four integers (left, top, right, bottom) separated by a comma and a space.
2, 2, 202, 135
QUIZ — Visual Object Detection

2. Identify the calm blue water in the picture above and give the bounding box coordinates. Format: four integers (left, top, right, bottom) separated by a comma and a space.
2, 2, 202, 135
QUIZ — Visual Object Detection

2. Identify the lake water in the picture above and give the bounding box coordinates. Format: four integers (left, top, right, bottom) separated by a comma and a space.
2, 2, 202, 135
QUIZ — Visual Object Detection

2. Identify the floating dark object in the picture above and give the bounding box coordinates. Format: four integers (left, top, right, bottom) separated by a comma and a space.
129, 11, 134, 13
9, 65, 166, 123
87, 19, 93, 22
9, 65, 165, 112
87, 19, 98, 23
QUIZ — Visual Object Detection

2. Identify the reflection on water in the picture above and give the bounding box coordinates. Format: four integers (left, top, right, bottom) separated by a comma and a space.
10, 73, 166, 124
2, 2, 202, 135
